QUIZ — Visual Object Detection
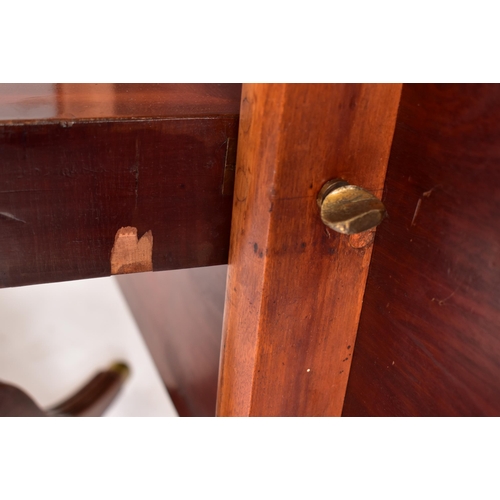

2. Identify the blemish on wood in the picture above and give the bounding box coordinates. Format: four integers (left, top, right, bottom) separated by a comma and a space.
110, 226, 153, 275
0, 212, 26, 224
349, 228, 376, 249
423, 186, 439, 198
222, 137, 237, 196
411, 198, 422, 226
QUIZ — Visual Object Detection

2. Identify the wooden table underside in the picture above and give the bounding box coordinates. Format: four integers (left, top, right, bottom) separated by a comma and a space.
2, 84, 500, 416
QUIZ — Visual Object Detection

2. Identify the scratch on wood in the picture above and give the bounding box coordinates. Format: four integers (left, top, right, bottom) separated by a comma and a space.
423, 186, 439, 198
431, 289, 457, 306
412, 186, 439, 227
110, 226, 153, 275
0, 212, 26, 224
411, 198, 422, 226
132, 138, 140, 210
222, 137, 237, 195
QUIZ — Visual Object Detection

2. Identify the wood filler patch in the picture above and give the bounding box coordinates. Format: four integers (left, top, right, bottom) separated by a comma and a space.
110, 226, 153, 275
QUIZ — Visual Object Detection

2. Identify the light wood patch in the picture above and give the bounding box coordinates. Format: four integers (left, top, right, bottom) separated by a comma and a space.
111, 226, 153, 275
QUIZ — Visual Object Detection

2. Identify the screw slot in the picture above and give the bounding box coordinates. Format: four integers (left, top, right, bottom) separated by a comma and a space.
317, 179, 387, 235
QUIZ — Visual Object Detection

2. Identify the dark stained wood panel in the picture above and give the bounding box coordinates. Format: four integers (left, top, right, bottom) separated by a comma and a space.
0, 84, 241, 288
342, 84, 500, 416
117, 266, 226, 417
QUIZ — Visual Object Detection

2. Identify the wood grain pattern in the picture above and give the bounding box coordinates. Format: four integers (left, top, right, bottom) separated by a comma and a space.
217, 84, 402, 416
0, 83, 242, 122
117, 266, 227, 417
342, 84, 500, 416
0, 84, 241, 288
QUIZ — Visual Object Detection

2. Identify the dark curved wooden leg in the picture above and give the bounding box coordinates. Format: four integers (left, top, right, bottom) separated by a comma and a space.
46, 362, 130, 417
0, 362, 130, 417
0, 382, 46, 417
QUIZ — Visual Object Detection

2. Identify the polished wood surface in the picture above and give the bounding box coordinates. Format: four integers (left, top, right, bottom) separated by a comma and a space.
217, 84, 402, 416
117, 266, 226, 417
9, 83, 497, 417
0, 84, 241, 288
0, 84, 242, 122
343, 84, 500, 416
0, 382, 46, 416
47, 362, 130, 417
1, 362, 129, 417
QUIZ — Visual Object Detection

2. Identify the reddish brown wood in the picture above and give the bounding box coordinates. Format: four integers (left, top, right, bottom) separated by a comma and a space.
0, 83, 242, 122
342, 84, 500, 416
0, 362, 129, 417
47, 362, 130, 417
0, 84, 241, 288
117, 266, 226, 417
0, 382, 46, 417
217, 84, 402, 416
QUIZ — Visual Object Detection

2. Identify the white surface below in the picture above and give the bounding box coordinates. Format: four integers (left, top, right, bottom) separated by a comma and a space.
0, 276, 177, 416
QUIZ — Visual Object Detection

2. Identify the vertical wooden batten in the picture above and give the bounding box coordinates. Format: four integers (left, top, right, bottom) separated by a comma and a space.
217, 84, 402, 416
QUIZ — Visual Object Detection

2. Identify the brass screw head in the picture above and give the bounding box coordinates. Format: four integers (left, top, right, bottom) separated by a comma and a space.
317, 179, 387, 235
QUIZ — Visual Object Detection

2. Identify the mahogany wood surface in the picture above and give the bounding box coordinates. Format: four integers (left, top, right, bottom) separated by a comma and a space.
0, 382, 46, 417
342, 84, 500, 416
0, 84, 241, 288
217, 84, 402, 416
1, 362, 129, 417
0, 83, 242, 122
117, 266, 226, 417
47, 362, 130, 417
